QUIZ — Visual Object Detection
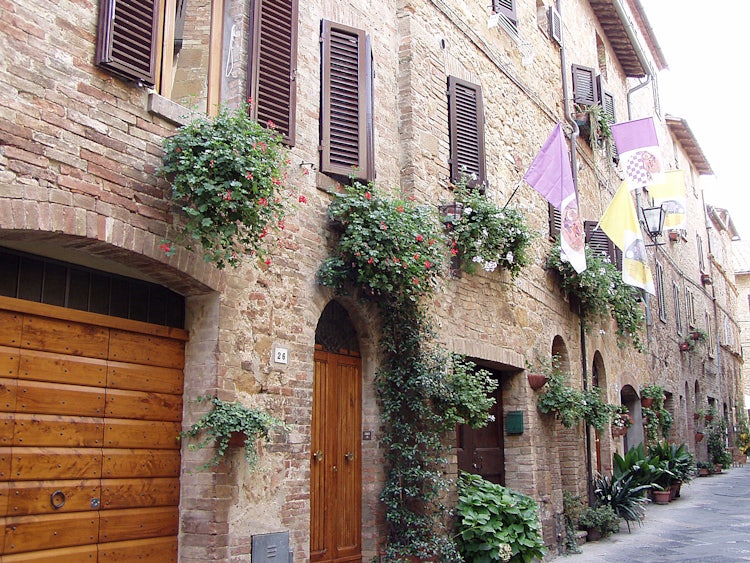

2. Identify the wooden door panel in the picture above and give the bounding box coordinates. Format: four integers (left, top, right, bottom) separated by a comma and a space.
13, 415, 104, 448
3, 511, 99, 553
0, 413, 14, 447
100, 477, 180, 509
0, 346, 20, 378
10, 448, 102, 481
310, 355, 329, 560
107, 362, 184, 394
103, 420, 181, 449
2, 544, 97, 562
13, 381, 105, 417
20, 316, 108, 359
97, 536, 178, 562
101, 449, 181, 478
98, 507, 179, 543
0, 447, 13, 481
19, 350, 107, 387
0, 311, 22, 346
0, 482, 8, 517
108, 331, 184, 369
4, 480, 101, 516
105, 389, 182, 422
0, 378, 18, 412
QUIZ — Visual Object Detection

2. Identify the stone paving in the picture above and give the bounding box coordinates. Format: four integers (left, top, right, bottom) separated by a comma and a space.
558, 465, 750, 562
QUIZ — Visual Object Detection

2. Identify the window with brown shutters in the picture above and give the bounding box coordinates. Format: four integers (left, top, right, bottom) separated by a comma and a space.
96, 0, 160, 85
572, 64, 598, 106
493, 0, 517, 27
448, 76, 487, 189
584, 220, 622, 269
320, 20, 374, 182
248, 0, 298, 146
549, 204, 561, 239
596, 76, 616, 122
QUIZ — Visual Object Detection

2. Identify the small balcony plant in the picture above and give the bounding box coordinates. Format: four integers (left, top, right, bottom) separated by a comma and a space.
161, 101, 290, 268
446, 186, 534, 277
181, 395, 286, 471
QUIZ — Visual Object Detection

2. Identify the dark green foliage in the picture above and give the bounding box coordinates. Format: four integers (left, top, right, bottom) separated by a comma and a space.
456, 473, 547, 563
181, 395, 285, 471
577, 505, 621, 538
161, 102, 288, 268
592, 472, 650, 528
707, 417, 732, 467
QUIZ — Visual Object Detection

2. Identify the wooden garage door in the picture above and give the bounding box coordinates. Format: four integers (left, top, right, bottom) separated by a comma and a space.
0, 295, 187, 561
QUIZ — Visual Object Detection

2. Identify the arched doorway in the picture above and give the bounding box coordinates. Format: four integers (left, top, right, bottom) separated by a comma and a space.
310, 301, 362, 563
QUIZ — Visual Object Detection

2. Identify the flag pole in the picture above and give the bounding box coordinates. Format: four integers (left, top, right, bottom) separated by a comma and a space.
502, 179, 525, 210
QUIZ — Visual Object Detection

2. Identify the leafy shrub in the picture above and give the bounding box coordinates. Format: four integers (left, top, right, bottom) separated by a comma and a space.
318, 182, 445, 303
577, 505, 621, 538
161, 102, 289, 268
456, 473, 547, 563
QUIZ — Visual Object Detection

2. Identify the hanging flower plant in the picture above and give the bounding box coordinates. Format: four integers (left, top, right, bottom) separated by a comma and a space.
447, 188, 534, 277
547, 243, 646, 351
161, 101, 291, 268
317, 182, 445, 303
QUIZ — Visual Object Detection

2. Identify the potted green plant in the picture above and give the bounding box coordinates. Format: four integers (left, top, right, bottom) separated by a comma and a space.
547, 244, 646, 351
161, 101, 290, 268
574, 103, 613, 150
704, 405, 717, 423
640, 384, 664, 409
696, 461, 711, 476
447, 186, 534, 277
690, 328, 708, 342
181, 395, 286, 471
735, 412, 750, 460
577, 504, 621, 541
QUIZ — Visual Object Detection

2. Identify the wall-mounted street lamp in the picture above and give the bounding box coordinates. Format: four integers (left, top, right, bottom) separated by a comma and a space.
641, 205, 665, 245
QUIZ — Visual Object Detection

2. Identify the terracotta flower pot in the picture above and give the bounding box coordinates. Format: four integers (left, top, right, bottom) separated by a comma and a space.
704, 414, 713, 423
653, 489, 671, 504
641, 397, 654, 409
693, 412, 700, 420
695, 432, 704, 442
527, 373, 549, 390
680, 342, 691, 352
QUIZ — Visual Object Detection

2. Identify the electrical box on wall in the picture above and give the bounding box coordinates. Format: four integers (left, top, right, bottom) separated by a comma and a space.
506, 410, 524, 434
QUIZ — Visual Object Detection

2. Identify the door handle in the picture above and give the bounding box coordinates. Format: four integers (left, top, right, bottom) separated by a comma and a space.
344, 451, 354, 462
313, 450, 323, 462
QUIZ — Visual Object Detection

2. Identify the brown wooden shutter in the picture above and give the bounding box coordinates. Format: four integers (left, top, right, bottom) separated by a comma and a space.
493, 0, 517, 25
448, 76, 487, 189
95, 0, 160, 85
584, 220, 622, 269
572, 64, 598, 105
248, 0, 298, 146
596, 76, 616, 122
549, 204, 561, 239
320, 20, 373, 181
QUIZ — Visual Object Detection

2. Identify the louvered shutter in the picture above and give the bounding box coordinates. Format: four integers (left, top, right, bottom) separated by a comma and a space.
493, 0, 517, 25
96, 0, 160, 85
320, 20, 372, 181
584, 220, 622, 269
448, 76, 486, 189
596, 77, 616, 122
248, 0, 298, 146
549, 204, 561, 239
572, 64, 598, 105
548, 6, 563, 46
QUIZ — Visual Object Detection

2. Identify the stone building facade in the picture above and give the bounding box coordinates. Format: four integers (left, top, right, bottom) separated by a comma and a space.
0, 0, 743, 561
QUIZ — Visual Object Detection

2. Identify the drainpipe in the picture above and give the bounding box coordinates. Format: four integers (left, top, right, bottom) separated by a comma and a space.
703, 203, 723, 423
558, 0, 594, 506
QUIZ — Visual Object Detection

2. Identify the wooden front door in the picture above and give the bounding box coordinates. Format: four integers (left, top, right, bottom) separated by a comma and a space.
457, 372, 504, 484
0, 296, 185, 561
310, 349, 362, 563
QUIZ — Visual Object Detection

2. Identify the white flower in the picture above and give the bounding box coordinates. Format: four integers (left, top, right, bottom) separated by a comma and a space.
488, 414, 496, 422
483, 260, 498, 272
599, 329, 606, 335
506, 251, 514, 264
464, 206, 473, 215
472, 255, 483, 263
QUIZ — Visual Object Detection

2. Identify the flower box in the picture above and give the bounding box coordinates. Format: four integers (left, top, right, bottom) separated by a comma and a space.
679, 341, 691, 352
701, 273, 712, 285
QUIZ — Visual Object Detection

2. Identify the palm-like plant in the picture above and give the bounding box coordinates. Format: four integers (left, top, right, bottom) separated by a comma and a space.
592, 472, 650, 532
